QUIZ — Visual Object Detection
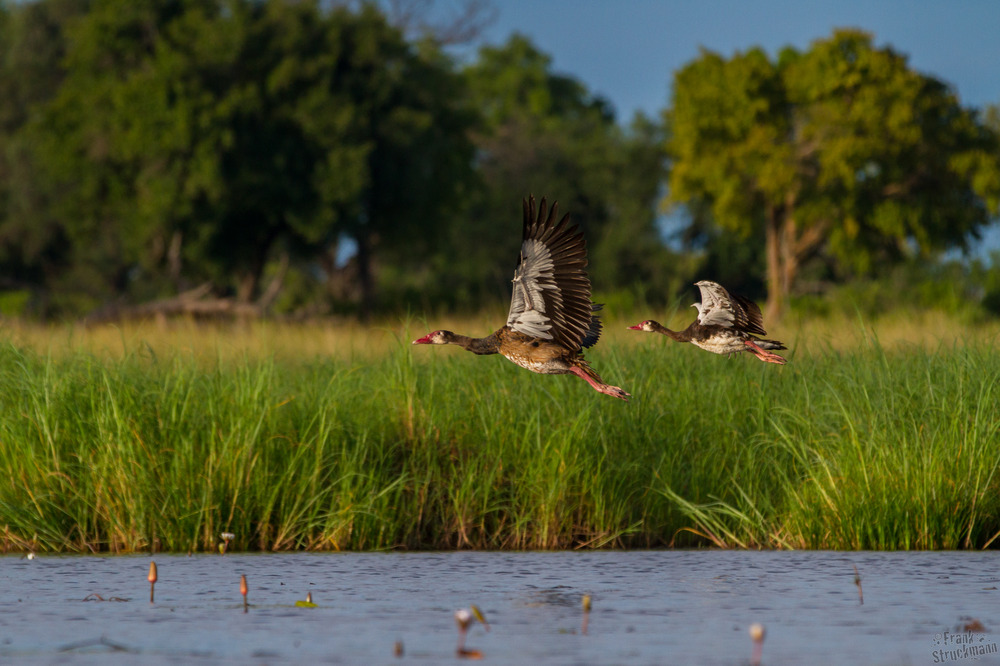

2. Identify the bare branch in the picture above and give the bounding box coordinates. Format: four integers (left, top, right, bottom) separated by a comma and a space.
793, 218, 830, 260
384, 0, 497, 45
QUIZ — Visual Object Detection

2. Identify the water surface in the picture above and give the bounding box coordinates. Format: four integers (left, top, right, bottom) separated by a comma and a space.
1, 551, 997, 664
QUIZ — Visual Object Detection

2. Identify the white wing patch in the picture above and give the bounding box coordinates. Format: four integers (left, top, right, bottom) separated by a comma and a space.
694, 282, 736, 328
507, 238, 557, 339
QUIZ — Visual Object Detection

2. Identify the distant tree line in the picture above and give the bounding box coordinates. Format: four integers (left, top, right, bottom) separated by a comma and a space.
0, 1, 997, 320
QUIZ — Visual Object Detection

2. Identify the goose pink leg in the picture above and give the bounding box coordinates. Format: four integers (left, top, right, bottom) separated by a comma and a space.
568, 366, 631, 401
745, 340, 787, 365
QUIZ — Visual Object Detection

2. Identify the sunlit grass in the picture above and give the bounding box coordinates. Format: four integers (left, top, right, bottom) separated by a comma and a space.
5, 305, 1000, 362
0, 309, 998, 552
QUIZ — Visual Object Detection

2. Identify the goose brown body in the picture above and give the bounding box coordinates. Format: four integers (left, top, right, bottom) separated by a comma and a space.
413, 196, 628, 400
628, 281, 787, 365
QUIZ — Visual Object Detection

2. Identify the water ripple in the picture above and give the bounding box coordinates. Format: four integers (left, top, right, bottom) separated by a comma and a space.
0, 551, 997, 665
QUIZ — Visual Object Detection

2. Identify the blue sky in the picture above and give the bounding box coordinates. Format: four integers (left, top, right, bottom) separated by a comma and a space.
467, 0, 1000, 121
455, 0, 1000, 258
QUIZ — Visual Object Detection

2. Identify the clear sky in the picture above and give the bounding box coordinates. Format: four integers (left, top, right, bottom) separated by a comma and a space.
466, 0, 1000, 121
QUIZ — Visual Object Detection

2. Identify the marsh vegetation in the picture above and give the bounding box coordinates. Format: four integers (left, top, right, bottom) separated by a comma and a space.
2, 311, 997, 553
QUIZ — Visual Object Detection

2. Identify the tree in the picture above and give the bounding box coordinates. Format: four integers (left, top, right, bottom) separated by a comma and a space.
666, 29, 1000, 318
24, 0, 223, 313
319, 4, 477, 317
0, 0, 91, 312
22, 0, 475, 317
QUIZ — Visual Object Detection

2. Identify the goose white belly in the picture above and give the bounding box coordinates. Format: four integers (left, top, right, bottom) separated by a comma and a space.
501, 350, 570, 374
692, 336, 747, 356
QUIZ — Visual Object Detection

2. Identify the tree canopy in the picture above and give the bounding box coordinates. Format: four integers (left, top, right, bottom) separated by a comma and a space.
0, 4, 998, 321
10, 0, 479, 317
666, 29, 1000, 316
0, 1, 669, 318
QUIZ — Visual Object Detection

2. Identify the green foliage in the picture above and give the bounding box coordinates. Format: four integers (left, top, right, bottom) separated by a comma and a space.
0, 289, 31, 316
667, 46, 792, 224
785, 253, 1000, 325
2, 7, 999, 323
784, 30, 1000, 270
2, 0, 476, 316
976, 251, 1000, 316
0, 0, 89, 305
666, 29, 1000, 315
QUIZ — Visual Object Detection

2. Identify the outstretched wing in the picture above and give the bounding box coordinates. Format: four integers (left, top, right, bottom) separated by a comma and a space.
731, 293, 768, 336
506, 196, 595, 349
694, 280, 767, 336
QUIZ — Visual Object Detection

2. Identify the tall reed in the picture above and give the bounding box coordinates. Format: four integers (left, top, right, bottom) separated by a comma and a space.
0, 316, 997, 553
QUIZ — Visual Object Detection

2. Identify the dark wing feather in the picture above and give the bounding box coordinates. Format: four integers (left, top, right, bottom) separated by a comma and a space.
506, 196, 595, 349
580, 303, 604, 348
731, 293, 768, 336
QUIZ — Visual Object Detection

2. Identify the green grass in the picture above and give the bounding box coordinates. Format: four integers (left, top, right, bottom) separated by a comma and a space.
0, 319, 998, 553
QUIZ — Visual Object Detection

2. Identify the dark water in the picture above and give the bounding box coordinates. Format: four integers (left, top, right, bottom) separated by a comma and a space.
1, 551, 997, 665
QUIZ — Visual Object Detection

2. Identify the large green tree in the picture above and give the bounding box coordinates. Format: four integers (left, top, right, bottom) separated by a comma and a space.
21, 0, 474, 317
26, 0, 226, 312
667, 29, 1000, 317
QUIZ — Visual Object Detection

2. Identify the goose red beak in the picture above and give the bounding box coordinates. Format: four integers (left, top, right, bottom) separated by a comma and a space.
627, 324, 643, 330
412, 333, 434, 344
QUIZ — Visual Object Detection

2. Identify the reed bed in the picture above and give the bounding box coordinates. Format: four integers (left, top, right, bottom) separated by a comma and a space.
0, 311, 998, 552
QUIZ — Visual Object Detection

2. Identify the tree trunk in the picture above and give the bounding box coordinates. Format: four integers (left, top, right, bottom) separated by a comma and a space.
765, 193, 804, 323
167, 231, 184, 291
235, 225, 280, 305
235, 271, 257, 304
257, 251, 288, 311
764, 204, 784, 322
779, 193, 800, 318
